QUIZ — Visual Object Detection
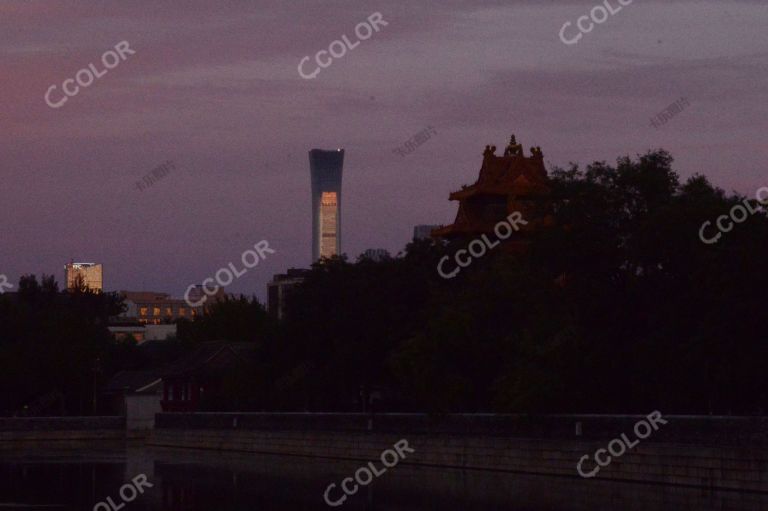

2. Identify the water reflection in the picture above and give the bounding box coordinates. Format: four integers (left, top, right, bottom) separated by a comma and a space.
1, 444, 767, 511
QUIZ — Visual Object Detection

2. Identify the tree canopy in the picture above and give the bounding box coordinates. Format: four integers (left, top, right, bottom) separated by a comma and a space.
3, 149, 766, 415
266, 149, 768, 413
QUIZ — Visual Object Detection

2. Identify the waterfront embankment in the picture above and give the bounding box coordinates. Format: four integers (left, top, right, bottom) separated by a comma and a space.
0, 416, 125, 447
2, 413, 767, 492
151, 413, 768, 493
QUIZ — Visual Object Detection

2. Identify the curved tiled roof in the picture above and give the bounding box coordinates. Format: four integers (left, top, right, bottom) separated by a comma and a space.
433, 138, 553, 242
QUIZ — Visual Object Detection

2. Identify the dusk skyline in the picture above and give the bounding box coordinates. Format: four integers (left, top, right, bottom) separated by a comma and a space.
2, 2, 768, 507
2, 0, 766, 300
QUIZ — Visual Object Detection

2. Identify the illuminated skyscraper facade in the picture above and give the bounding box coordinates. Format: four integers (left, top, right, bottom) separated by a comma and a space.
309, 149, 344, 261
64, 262, 103, 292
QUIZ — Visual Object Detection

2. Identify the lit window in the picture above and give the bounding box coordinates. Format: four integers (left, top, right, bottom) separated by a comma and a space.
165, 307, 173, 316
179, 308, 186, 316
139, 307, 148, 317
153, 307, 160, 316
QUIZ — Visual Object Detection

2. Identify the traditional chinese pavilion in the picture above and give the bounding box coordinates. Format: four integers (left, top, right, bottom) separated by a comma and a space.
431, 135, 553, 250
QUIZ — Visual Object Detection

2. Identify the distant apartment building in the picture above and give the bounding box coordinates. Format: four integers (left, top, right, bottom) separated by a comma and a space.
360, 248, 391, 262
267, 268, 310, 320
64, 262, 103, 292
309, 149, 344, 261
413, 225, 441, 241
119, 291, 204, 324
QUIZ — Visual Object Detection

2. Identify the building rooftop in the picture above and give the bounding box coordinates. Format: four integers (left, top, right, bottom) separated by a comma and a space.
161, 341, 258, 378
102, 370, 161, 394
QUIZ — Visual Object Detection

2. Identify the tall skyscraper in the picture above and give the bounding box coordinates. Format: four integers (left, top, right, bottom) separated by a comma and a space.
309, 148, 344, 261
64, 262, 103, 292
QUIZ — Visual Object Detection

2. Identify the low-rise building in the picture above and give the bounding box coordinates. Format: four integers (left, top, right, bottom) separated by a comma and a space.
108, 323, 177, 343
360, 248, 391, 262
118, 291, 203, 324
160, 342, 257, 412
100, 370, 162, 430
413, 225, 441, 241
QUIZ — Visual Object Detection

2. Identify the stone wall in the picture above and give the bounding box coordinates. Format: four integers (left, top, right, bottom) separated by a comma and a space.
144, 446, 768, 511
152, 413, 768, 492
126, 395, 161, 430
0, 416, 125, 446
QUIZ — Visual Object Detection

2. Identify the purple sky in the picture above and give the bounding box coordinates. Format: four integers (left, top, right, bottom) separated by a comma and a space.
1, 0, 766, 300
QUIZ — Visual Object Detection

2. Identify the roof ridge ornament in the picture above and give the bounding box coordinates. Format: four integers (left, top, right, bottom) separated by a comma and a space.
504, 134, 523, 157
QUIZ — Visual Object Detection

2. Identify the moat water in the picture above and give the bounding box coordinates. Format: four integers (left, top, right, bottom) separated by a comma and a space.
0, 444, 765, 510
